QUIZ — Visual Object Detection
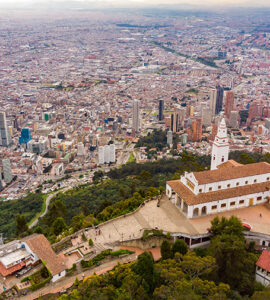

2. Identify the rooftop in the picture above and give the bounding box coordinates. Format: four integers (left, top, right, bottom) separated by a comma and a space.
193, 161, 270, 185
0, 249, 29, 267
22, 234, 66, 276
167, 179, 270, 205
256, 250, 270, 272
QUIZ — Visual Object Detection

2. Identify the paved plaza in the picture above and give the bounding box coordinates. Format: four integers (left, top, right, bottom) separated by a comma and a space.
84, 196, 270, 247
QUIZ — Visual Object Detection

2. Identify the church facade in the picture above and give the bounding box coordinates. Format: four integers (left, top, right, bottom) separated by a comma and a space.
166, 119, 270, 219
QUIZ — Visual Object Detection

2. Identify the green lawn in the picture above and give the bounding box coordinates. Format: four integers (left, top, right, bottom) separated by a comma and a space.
128, 152, 136, 163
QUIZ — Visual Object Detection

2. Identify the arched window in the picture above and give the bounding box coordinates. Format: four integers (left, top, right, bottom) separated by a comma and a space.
193, 208, 199, 217
221, 156, 224, 162
213, 155, 215, 161
201, 206, 207, 216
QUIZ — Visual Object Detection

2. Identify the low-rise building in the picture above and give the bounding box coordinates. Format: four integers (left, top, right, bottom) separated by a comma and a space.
0, 234, 66, 282
256, 250, 270, 286
166, 119, 270, 218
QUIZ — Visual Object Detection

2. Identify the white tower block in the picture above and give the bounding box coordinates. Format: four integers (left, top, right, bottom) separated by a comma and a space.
211, 118, 229, 170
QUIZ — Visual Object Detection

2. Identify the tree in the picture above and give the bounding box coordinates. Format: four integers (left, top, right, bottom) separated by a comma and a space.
88, 238, 93, 246
52, 217, 67, 236
34, 226, 43, 234
138, 170, 152, 182
155, 257, 184, 284
161, 240, 172, 260
46, 200, 66, 225
16, 215, 28, 236
209, 216, 257, 295
133, 252, 155, 294
210, 216, 244, 237
172, 239, 188, 256
251, 288, 270, 300
71, 215, 84, 232
93, 170, 104, 182
80, 203, 90, 216
180, 252, 216, 280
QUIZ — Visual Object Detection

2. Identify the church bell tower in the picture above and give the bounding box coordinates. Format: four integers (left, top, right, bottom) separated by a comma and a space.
211, 118, 229, 170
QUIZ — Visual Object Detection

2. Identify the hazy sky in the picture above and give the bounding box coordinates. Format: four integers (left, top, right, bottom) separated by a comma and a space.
0, 0, 269, 7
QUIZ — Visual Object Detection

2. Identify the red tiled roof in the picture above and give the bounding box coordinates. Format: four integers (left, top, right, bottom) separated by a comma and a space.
0, 261, 25, 277
22, 234, 66, 276
167, 179, 270, 205
256, 250, 270, 272
193, 161, 270, 184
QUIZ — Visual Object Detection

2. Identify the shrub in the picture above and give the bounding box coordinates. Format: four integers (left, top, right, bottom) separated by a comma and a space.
161, 240, 172, 260
82, 233, 87, 242
172, 239, 188, 256
111, 249, 134, 256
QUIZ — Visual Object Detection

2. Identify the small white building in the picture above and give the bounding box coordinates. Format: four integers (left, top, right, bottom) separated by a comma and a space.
256, 250, 270, 286
166, 119, 270, 218
52, 163, 64, 176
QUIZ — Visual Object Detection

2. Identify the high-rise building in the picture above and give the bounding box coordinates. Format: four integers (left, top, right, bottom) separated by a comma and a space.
167, 130, 173, 145
191, 118, 202, 142
1, 158, 13, 184
182, 134, 188, 145
109, 144, 116, 163
210, 86, 224, 119
202, 108, 212, 127
0, 112, 11, 147
98, 144, 116, 165
210, 89, 217, 119
248, 101, 260, 121
158, 100, 164, 121
77, 142, 85, 156
13, 117, 19, 131
98, 146, 105, 165
19, 128, 32, 145
265, 118, 270, 130
229, 111, 239, 129
171, 108, 180, 133
215, 86, 224, 115
224, 91, 235, 119
104, 145, 110, 164
27, 138, 48, 154
132, 100, 140, 132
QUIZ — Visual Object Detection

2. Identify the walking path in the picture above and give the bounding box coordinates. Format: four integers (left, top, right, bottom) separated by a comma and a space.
19, 255, 136, 300
29, 187, 70, 229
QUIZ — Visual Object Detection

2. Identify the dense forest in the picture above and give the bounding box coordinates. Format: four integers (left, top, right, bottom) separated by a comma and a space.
59, 216, 269, 300
0, 193, 44, 238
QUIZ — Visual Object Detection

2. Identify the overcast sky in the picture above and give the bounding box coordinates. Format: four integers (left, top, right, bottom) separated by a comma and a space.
0, 0, 269, 7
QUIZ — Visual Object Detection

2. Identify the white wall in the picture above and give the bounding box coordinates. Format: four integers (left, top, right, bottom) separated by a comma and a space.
256, 267, 270, 286
189, 191, 269, 218
22, 242, 39, 265
197, 173, 270, 194
52, 270, 66, 282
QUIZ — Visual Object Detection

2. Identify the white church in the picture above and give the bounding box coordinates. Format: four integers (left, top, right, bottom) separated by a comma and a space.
166, 118, 270, 218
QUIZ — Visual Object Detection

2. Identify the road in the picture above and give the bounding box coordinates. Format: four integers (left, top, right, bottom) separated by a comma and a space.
29, 187, 70, 229
29, 144, 135, 229
19, 255, 136, 300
